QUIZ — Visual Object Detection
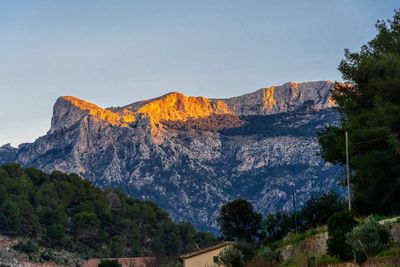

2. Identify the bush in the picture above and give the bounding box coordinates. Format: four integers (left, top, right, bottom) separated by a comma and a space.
257, 246, 280, 262
245, 255, 278, 267
98, 259, 121, 267
217, 247, 245, 267
235, 242, 257, 263
14, 240, 39, 254
346, 216, 390, 261
160, 261, 183, 267
327, 211, 357, 260
313, 254, 340, 265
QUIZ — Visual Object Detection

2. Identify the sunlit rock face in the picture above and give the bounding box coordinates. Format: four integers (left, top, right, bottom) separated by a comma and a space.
221, 81, 335, 115
0, 81, 342, 232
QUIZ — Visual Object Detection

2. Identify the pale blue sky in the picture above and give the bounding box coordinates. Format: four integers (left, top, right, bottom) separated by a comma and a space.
0, 1, 398, 146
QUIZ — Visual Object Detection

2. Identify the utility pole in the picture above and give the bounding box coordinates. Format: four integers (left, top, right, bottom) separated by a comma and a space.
292, 191, 298, 233
345, 131, 351, 211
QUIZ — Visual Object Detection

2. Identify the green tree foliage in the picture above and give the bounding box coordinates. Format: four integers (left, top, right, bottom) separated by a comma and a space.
234, 242, 257, 263
250, 246, 281, 267
0, 199, 21, 235
346, 216, 390, 261
263, 211, 293, 242
14, 240, 39, 254
298, 192, 345, 229
216, 247, 245, 267
217, 199, 263, 242
318, 10, 400, 215
98, 259, 121, 267
263, 193, 345, 242
46, 224, 68, 248
327, 211, 357, 260
0, 164, 216, 258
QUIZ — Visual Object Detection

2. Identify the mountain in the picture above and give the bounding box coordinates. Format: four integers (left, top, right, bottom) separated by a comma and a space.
0, 81, 343, 232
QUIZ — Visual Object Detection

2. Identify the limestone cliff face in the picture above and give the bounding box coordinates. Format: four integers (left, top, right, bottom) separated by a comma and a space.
221, 81, 335, 115
50, 80, 335, 136
50, 96, 135, 134
1, 81, 342, 232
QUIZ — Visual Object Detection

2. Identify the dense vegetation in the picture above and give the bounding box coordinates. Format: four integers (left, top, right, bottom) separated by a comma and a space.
2, 9, 400, 267
212, 11, 400, 266
217, 193, 345, 245
214, 194, 346, 265
263, 192, 345, 243
0, 163, 216, 258
318, 9, 400, 215
215, 197, 397, 266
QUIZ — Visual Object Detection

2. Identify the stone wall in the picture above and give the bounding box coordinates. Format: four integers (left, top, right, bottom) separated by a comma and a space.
280, 232, 328, 261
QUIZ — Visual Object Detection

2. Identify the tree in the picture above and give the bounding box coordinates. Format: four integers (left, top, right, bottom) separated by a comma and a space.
318, 10, 400, 215
195, 231, 217, 248
263, 211, 293, 242
299, 192, 345, 229
217, 199, 263, 242
46, 224, 68, 247
0, 164, 209, 257
73, 211, 100, 245
178, 222, 197, 252
0, 199, 21, 235
327, 211, 357, 260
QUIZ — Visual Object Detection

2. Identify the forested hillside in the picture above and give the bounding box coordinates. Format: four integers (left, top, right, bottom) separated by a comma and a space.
0, 163, 215, 258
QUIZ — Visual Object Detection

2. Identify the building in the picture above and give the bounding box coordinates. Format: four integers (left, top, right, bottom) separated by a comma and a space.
179, 242, 235, 267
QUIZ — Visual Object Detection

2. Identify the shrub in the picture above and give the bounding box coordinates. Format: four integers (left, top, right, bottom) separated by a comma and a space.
257, 246, 280, 262
217, 247, 245, 267
346, 216, 390, 260
313, 254, 340, 264
235, 242, 257, 263
160, 261, 183, 267
14, 240, 39, 254
98, 259, 121, 267
327, 211, 357, 260
245, 255, 278, 267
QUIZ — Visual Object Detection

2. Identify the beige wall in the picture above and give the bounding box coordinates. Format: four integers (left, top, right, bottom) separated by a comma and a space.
183, 245, 232, 267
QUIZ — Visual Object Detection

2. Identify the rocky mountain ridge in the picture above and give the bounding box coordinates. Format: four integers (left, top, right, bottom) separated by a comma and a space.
1, 80, 342, 231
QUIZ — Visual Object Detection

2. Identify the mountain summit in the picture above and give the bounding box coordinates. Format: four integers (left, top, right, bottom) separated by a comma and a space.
1, 81, 342, 231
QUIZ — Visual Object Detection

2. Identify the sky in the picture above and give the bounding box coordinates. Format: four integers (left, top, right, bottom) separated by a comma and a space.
0, 1, 398, 146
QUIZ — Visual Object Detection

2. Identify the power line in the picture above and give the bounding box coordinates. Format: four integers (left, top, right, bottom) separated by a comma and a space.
345, 130, 399, 211
350, 131, 400, 145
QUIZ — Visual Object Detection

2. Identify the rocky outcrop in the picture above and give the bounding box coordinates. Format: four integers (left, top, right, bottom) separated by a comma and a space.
0, 81, 342, 231
220, 81, 335, 115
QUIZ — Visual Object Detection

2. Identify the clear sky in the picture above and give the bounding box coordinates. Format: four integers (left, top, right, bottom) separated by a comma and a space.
0, 1, 398, 146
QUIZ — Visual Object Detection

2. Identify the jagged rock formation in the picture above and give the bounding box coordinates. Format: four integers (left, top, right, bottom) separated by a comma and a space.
0, 81, 342, 231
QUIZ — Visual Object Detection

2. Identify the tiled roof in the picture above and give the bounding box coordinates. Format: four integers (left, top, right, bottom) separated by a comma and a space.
179, 241, 236, 259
